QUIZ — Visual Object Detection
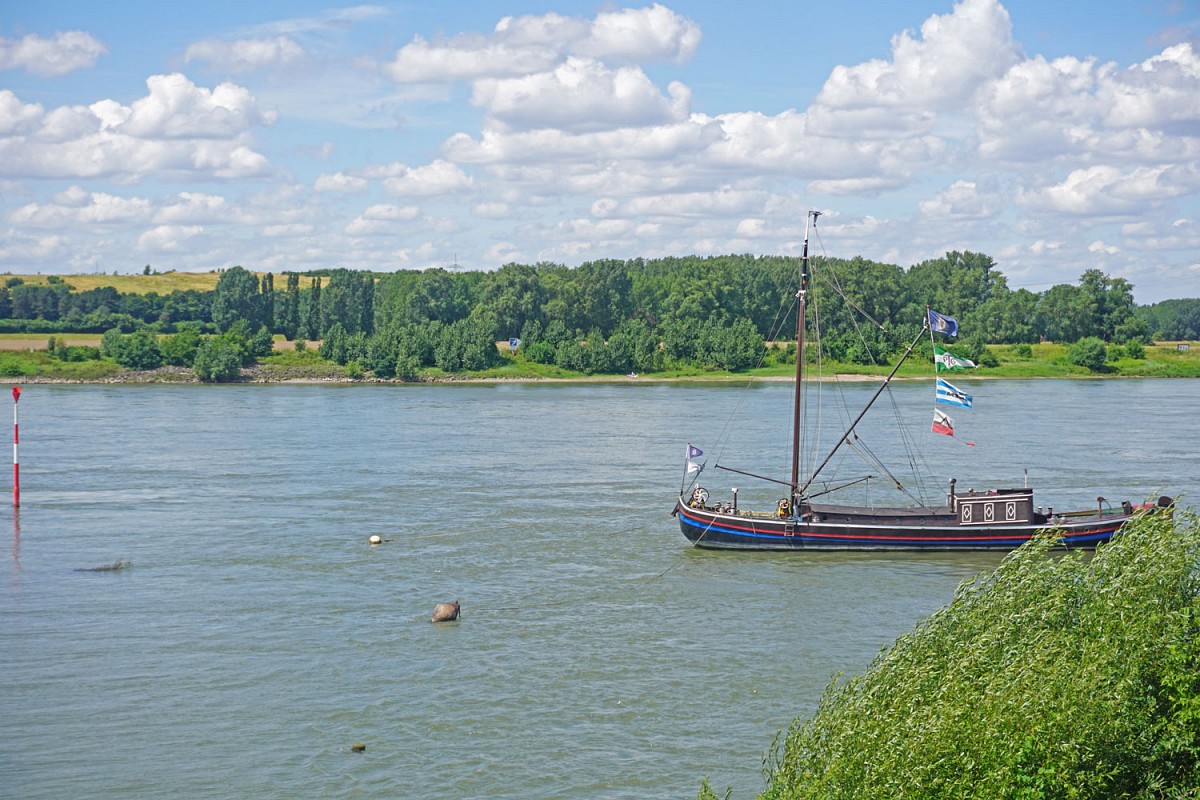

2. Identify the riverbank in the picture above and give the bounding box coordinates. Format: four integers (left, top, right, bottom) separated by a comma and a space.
2, 337, 1198, 383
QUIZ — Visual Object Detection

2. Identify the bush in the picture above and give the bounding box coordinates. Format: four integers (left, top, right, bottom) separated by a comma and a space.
1011, 343, 1032, 359
1067, 336, 1108, 372
751, 507, 1200, 800
1125, 340, 1145, 359
192, 336, 243, 382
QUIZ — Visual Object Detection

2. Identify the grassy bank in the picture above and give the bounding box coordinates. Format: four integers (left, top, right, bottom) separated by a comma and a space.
707, 505, 1199, 800
1, 336, 1198, 382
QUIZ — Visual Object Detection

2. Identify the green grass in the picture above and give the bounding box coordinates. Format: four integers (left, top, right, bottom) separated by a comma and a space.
710, 505, 1200, 800
0, 352, 121, 380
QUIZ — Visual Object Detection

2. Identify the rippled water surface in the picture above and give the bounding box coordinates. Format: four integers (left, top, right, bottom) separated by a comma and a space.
3, 380, 1196, 799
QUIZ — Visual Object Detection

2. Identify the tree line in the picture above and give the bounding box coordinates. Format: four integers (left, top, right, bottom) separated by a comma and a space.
5, 253, 1198, 380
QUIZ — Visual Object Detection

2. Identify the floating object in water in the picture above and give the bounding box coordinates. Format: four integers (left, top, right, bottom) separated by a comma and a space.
351, 743, 366, 752
368, 535, 382, 545
74, 560, 130, 572
431, 601, 460, 622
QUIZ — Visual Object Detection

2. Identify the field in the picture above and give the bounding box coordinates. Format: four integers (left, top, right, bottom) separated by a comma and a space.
5, 271, 227, 294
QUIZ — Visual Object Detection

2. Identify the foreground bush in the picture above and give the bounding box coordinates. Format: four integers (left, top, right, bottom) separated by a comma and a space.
716, 505, 1199, 800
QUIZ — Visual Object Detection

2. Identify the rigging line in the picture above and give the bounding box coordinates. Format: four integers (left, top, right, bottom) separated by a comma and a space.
815, 270, 888, 333
715, 296, 799, 471
711, 279, 801, 471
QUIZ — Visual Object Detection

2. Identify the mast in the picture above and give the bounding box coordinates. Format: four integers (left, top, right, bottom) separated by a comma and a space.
791, 211, 819, 506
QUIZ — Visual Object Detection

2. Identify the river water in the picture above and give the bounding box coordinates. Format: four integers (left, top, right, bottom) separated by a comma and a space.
2, 379, 1196, 799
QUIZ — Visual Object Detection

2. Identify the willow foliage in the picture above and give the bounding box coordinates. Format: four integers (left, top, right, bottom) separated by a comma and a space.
726, 507, 1200, 800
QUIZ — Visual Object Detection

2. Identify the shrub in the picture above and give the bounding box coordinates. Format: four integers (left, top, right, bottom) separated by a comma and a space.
192, 336, 243, 382
1125, 340, 1145, 359
1067, 336, 1107, 372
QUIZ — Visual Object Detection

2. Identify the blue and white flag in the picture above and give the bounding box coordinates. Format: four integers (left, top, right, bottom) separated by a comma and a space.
687, 444, 703, 459
928, 309, 959, 338
936, 377, 973, 408
686, 443, 703, 473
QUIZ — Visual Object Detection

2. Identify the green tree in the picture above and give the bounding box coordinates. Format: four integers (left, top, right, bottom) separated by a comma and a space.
161, 326, 203, 366
281, 272, 301, 340
211, 266, 264, 332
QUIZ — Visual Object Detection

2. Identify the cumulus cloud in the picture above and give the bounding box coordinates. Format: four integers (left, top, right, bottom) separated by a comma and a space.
382, 160, 472, 196
0, 76, 274, 180
816, 0, 1021, 114
472, 58, 691, 132
184, 36, 304, 72
8, 187, 152, 227
137, 224, 204, 252
0, 31, 107, 77
154, 192, 233, 224
379, 4, 699, 84
345, 204, 421, 235
574, 3, 701, 63
1021, 165, 1183, 215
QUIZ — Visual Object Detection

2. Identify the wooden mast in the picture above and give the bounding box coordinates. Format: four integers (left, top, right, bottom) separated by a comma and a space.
791, 211, 819, 508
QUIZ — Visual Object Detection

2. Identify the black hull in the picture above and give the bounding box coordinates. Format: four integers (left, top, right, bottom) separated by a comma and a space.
674, 497, 1131, 551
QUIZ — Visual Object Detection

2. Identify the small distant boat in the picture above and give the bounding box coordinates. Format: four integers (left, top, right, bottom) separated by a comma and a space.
673, 211, 1168, 551
626, 373, 638, 378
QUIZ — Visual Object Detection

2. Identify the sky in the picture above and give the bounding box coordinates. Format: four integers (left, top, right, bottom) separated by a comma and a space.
1, 0, 1198, 303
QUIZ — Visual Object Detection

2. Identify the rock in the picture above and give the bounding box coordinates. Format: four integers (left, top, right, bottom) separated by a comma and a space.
431, 601, 460, 623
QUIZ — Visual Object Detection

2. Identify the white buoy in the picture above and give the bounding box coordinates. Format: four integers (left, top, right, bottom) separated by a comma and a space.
368, 535, 382, 545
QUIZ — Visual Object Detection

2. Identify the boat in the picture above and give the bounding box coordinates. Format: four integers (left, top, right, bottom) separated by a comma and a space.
673, 211, 1170, 550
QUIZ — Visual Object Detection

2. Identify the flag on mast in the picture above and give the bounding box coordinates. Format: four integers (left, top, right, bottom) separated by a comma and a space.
936, 377, 973, 408
932, 409, 955, 436
934, 346, 976, 372
931, 408, 975, 446
927, 309, 959, 338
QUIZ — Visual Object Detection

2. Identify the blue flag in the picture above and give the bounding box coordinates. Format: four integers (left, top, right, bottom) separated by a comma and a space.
928, 309, 959, 338
936, 377, 973, 408
687, 444, 703, 459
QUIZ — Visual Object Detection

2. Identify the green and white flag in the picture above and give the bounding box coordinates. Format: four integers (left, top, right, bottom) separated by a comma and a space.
935, 346, 975, 372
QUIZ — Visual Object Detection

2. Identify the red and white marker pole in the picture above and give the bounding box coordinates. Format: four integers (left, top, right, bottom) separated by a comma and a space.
12, 386, 20, 508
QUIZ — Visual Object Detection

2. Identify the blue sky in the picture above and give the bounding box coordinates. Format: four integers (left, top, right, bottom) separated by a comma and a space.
2, 0, 1198, 302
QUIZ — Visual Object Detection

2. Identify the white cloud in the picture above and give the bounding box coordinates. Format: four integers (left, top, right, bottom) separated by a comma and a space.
314, 172, 368, 193
345, 203, 421, 235
919, 180, 1001, 220
8, 187, 152, 227
0, 90, 44, 135
0, 31, 107, 77
1099, 43, 1200, 128
575, 4, 701, 63
472, 58, 690, 133
154, 192, 232, 224
136, 224, 204, 252
382, 160, 472, 196
121, 73, 277, 138
816, 0, 1021, 113
379, 4, 699, 84
1022, 165, 1182, 214
0, 77, 274, 180
473, 201, 510, 219
184, 36, 304, 72
381, 33, 558, 83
